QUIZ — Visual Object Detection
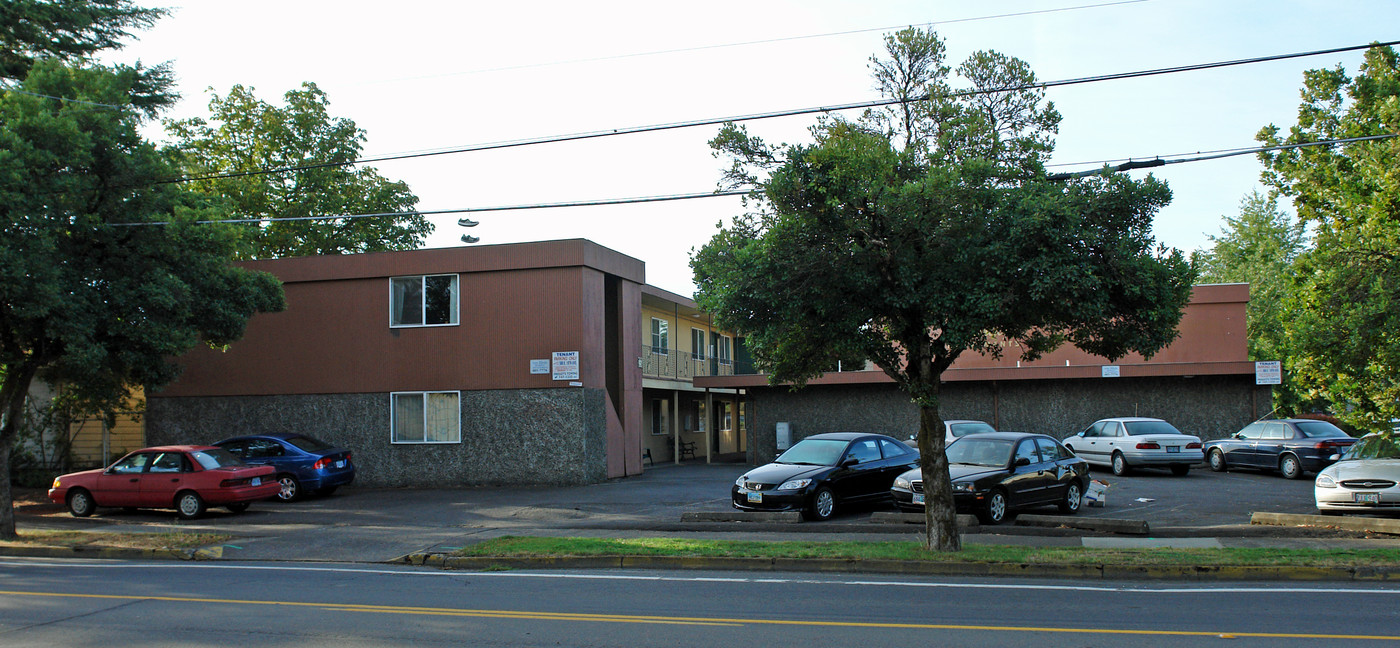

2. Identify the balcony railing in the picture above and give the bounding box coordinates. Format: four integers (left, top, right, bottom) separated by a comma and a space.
642, 345, 754, 381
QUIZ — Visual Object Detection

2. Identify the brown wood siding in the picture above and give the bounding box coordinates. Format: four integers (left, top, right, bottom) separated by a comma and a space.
157, 250, 640, 397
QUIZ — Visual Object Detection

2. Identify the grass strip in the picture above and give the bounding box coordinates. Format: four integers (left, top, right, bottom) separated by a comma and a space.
2, 530, 232, 551
454, 536, 1400, 568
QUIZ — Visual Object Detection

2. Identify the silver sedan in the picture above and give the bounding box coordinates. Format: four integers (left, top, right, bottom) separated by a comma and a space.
1063, 417, 1204, 476
1316, 434, 1400, 515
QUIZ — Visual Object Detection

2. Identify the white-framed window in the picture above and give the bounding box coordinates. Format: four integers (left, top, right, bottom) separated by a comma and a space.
651, 398, 669, 435
719, 402, 733, 432
691, 328, 706, 360
390, 274, 459, 327
650, 317, 669, 354
391, 391, 461, 443
717, 334, 732, 365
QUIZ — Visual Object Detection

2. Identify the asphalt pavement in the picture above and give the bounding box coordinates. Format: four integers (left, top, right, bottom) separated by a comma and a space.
13, 461, 1400, 564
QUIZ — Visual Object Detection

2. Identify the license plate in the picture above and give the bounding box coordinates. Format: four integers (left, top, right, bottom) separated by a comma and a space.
747, 491, 762, 503
336, 460, 346, 468
1166, 446, 1180, 453
912, 493, 924, 505
251, 477, 261, 486
1356, 492, 1382, 504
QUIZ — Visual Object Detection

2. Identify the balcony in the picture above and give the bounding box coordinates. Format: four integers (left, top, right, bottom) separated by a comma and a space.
641, 346, 754, 381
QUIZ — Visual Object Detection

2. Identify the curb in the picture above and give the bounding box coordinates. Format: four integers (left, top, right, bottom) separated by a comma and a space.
1252, 512, 1400, 535
0, 544, 218, 561
398, 552, 1400, 581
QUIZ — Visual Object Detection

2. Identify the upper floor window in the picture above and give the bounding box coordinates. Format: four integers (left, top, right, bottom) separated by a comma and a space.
651, 317, 669, 354
691, 328, 706, 360
717, 335, 732, 365
391, 274, 459, 327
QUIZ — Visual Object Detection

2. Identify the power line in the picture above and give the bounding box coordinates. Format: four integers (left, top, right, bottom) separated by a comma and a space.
358, 0, 1149, 86
158, 39, 1400, 187
115, 134, 1394, 226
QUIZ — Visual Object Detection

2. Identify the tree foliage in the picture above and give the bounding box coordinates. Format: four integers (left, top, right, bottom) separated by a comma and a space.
693, 28, 1194, 551
0, 60, 285, 538
1257, 44, 1400, 431
0, 0, 164, 81
1192, 191, 1310, 411
167, 83, 431, 259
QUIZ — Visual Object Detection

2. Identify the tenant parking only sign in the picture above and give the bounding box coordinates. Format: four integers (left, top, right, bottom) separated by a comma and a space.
552, 351, 580, 381
1255, 360, 1281, 385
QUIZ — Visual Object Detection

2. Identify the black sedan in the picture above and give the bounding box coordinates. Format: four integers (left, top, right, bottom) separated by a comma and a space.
732, 432, 919, 520
890, 432, 1089, 524
1204, 418, 1356, 479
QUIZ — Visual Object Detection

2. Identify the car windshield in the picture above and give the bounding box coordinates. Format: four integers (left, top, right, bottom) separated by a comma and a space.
950, 422, 996, 437
1123, 420, 1183, 436
946, 438, 1013, 467
189, 448, 247, 470
1294, 421, 1350, 439
776, 439, 848, 466
286, 435, 334, 452
1343, 435, 1400, 460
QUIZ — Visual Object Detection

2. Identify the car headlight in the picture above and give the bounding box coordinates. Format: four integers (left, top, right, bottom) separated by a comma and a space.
735, 476, 748, 487
51, 477, 61, 489
1316, 474, 1337, 488
779, 478, 812, 491
893, 476, 911, 490
952, 482, 975, 493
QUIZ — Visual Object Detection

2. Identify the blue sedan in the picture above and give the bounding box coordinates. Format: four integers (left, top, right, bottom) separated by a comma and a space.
214, 433, 355, 501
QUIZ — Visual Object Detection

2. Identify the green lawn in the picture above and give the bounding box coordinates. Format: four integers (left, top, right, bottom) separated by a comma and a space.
453, 536, 1400, 568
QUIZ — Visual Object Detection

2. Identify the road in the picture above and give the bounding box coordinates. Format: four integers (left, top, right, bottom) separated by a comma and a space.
2, 558, 1398, 647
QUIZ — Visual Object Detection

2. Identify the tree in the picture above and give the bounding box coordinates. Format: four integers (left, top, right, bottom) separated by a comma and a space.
1192, 190, 1310, 412
1257, 44, 1400, 431
167, 83, 432, 259
0, 60, 285, 539
0, 0, 164, 81
692, 28, 1194, 551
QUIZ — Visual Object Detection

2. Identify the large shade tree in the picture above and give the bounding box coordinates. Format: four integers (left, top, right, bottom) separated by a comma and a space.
0, 0, 164, 81
692, 28, 1194, 551
1192, 190, 1310, 413
1257, 44, 1400, 432
167, 83, 431, 259
0, 60, 285, 539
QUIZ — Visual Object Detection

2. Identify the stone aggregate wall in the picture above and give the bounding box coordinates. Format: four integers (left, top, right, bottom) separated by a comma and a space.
146, 388, 609, 487
746, 376, 1272, 464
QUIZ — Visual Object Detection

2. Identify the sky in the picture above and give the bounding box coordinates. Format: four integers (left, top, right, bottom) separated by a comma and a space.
104, 0, 1400, 296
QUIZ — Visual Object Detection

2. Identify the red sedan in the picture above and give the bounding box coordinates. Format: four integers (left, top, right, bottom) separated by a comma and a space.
48, 445, 280, 520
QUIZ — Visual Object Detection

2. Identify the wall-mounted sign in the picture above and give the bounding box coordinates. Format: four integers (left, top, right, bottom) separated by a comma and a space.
530, 359, 550, 375
552, 351, 579, 381
1101, 365, 1120, 378
1255, 360, 1282, 385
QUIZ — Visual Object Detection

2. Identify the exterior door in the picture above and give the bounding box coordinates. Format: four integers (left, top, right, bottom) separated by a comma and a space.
1004, 438, 1052, 505
138, 451, 188, 507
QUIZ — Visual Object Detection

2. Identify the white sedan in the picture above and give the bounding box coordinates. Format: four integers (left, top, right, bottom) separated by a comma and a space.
1316, 434, 1400, 515
1063, 417, 1204, 476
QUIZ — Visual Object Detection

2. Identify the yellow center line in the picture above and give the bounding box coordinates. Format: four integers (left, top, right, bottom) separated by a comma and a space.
2, 589, 1396, 640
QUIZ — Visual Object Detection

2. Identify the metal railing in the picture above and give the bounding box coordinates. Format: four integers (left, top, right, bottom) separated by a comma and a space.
641, 346, 754, 381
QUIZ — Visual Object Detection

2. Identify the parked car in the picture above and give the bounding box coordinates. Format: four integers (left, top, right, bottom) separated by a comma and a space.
1064, 417, 1203, 476
903, 419, 998, 448
214, 432, 355, 502
732, 432, 919, 520
1315, 434, 1400, 515
47, 445, 279, 520
1204, 418, 1356, 479
891, 432, 1089, 524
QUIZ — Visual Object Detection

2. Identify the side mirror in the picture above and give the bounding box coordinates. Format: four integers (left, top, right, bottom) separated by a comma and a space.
1076, 431, 1086, 438
1328, 453, 1341, 461
842, 457, 860, 467
1014, 457, 1031, 467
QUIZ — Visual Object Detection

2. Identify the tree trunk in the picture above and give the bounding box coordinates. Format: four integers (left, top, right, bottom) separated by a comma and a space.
0, 360, 41, 540
916, 402, 961, 551
0, 440, 12, 540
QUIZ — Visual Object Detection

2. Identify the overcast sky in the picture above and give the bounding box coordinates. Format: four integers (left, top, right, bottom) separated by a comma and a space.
106, 0, 1399, 295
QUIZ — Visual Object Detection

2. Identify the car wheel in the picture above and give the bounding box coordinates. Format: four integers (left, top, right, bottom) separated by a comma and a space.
276, 474, 301, 502
978, 489, 1008, 525
1279, 454, 1303, 480
175, 491, 206, 520
1111, 452, 1131, 476
1208, 449, 1227, 472
804, 487, 836, 521
227, 502, 250, 514
314, 485, 339, 497
67, 489, 96, 517
1058, 481, 1082, 514
1170, 464, 1190, 476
